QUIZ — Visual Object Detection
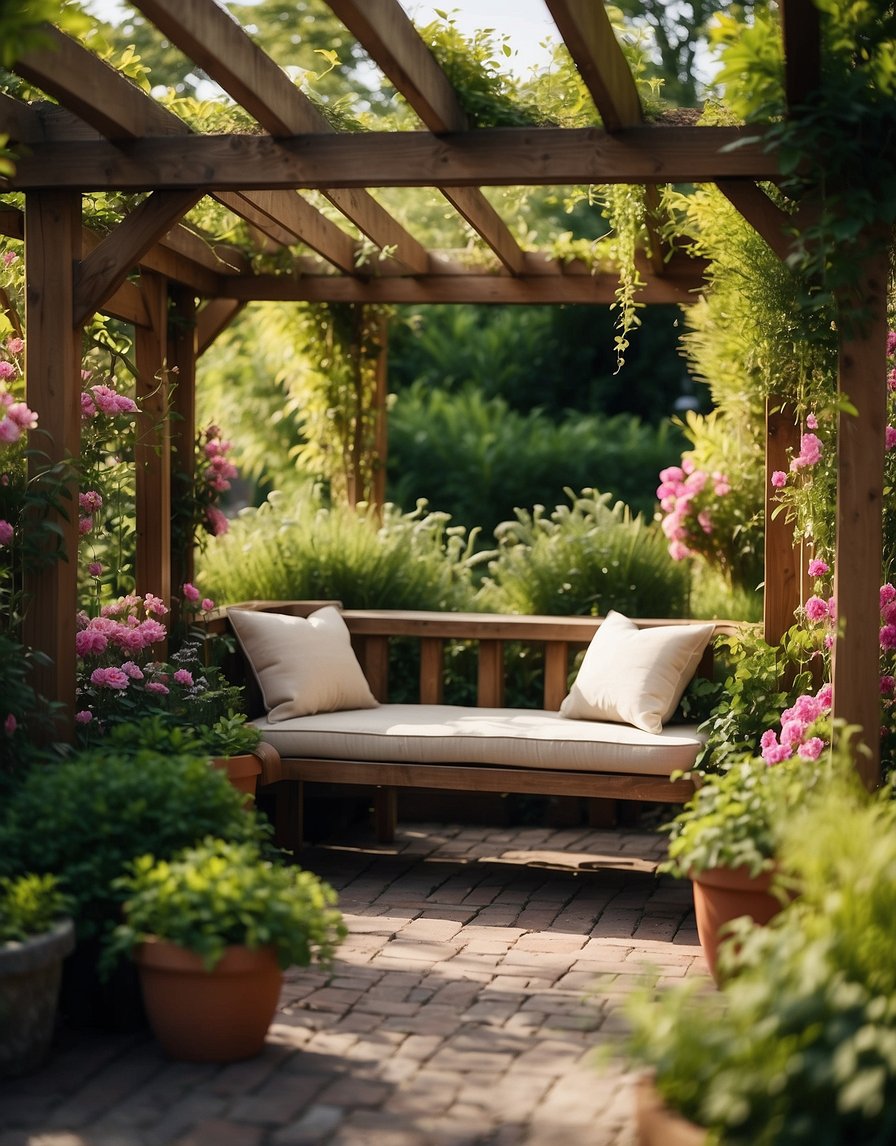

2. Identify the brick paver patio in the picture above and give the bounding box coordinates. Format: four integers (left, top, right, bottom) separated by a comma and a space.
0, 816, 709, 1146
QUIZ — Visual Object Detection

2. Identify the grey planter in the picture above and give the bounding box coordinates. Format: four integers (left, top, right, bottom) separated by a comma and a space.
0, 919, 75, 1077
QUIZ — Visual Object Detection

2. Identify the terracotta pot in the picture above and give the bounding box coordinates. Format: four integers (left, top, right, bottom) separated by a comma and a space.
212, 753, 262, 798
691, 864, 783, 983
635, 1074, 706, 1146
135, 938, 283, 1062
0, 918, 75, 1077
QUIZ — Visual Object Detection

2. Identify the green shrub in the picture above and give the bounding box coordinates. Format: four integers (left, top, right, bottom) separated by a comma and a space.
109, 837, 345, 972
0, 738, 269, 946
387, 383, 686, 535
197, 487, 483, 611
0, 873, 70, 942
628, 768, 896, 1145
478, 488, 690, 617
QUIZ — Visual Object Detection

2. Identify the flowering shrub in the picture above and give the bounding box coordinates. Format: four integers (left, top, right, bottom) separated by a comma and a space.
171, 423, 238, 559
655, 409, 765, 595
75, 585, 243, 739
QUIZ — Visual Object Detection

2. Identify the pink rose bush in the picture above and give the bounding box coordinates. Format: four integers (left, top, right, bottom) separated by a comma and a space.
75, 587, 234, 737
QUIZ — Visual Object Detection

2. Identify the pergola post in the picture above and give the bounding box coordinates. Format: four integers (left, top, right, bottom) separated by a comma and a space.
373, 310, 388, 511
22, 191, 82, 737
134, 271, 171, 603
831, 248, 889, 788
168, 284, 198, 595
764, 397, 803, 644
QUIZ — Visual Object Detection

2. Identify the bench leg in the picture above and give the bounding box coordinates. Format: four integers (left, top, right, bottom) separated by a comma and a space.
374, 786, 398, 843
274, 780, 304, 854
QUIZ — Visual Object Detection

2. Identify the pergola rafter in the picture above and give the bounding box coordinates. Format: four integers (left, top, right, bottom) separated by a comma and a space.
0, 1, 887, 785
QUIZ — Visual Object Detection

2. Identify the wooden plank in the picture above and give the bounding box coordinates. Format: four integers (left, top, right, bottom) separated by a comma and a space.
544, 642, 570, 711
477, 640, 505, 707
7, 126, 779, 191
325, 0, 525, 273
356, 634, 390, 701
22, 191, 82, 738
212, 191, 296, 249
99, 280, 152, 326
277, 757, 696, 803
717, 181, 796, 262
544, 0, 642, 130
439, 189, 526, 275
781, 0, 821, 111
419, 638, 444, 704
196, 298, 246, 355
322, 187, 431, 275
327, 0, 468, 133
14, 28, 357, 280
764, 399, 802, 643
14, 24, 186, 139
74, 190, 201, 325
131, 0, 436, 275
168, 285, 197, 594
222, 190, 359, 272
134, 272, 171, 605
832, 249, 889, 788
217, 267, 705, 305
132, 0, 329, 136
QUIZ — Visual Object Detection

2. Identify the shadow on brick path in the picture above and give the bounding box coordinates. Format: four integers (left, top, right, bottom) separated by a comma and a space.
0, 820, 709, 1146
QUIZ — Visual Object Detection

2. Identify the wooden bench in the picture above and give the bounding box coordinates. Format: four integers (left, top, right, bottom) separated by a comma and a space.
215, 603, 736, 851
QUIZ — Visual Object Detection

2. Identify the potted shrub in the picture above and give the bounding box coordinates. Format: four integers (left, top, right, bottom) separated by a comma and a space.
626, 769, 896, 1145
108, 837, 346, 1062
203, 711, 264, 796
0, 728, 272, 1029
0, 873, 74, 1077
662, 752, 835, 981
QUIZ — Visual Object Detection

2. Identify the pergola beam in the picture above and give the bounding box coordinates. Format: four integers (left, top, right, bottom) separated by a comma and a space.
74, 190, 202, 326
544, 0, 641, 131
8, 126, 779, 192
131, 0, 437, 276
326, 0, 527, 275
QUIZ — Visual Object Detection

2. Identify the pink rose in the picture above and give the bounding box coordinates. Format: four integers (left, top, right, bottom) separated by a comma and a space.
182, 582, 201, 603
90, 666, 129, 690
771, 470, 787, 489
807, 559, 829, 578
173, 669, 193, 686
0, 519, 13, 546
75, 710, 93, 724
201, 598, 215, 613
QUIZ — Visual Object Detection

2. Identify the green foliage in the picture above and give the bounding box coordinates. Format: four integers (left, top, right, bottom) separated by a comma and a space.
479, 488, 690, 617
629, 765, 896, 1144
108, 837, 346, 972
0, 736, 269, 946
0, 873, 70, 943
93, 712, 260, 760
419, 12, 550, 127
662, 751, 837, 879
695, 625, 814, 774
388, 384, 685, 535
196, 487, 482, 611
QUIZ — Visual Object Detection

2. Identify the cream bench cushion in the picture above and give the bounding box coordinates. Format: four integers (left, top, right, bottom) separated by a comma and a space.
253, 703, 705, 777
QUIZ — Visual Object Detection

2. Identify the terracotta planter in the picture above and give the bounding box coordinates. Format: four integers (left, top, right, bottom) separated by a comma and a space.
0, 918, 75, 1077
635, 1074, 706, 1146
135, 938, 283, 1062
212, 753, 262, 798
691, 864, 783, 983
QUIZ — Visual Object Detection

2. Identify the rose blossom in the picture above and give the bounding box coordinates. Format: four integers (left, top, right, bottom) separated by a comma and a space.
173, 669, 193, 686
771, 470, 787, 489
182, 582, 201, 603
0, 519, 12, 546
90, 666, 130, 690
808, 559, 829, 577
75, 710, 93, 724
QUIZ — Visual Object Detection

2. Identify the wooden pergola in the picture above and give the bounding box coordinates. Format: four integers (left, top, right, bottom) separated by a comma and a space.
1, 0, 888, 784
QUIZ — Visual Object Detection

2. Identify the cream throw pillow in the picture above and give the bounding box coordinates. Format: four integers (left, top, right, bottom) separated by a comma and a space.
228, 606, 378, 722
559, 610, 715, 734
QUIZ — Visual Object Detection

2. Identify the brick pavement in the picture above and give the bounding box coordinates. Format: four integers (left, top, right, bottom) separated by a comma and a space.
0, 818, 709, 1146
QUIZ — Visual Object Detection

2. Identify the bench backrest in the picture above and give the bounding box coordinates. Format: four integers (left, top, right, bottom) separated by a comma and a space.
207, 601, 739, 717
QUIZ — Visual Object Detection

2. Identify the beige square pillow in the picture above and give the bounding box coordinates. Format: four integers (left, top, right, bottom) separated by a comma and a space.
228, 606, 378, 722
559, 610, 715, 734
